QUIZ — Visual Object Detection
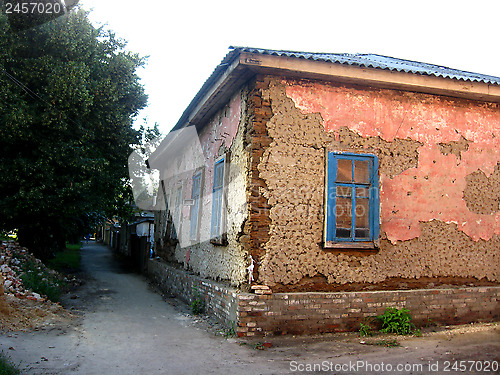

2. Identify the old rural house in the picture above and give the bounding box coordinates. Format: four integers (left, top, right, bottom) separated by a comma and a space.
147, 47, 499, 336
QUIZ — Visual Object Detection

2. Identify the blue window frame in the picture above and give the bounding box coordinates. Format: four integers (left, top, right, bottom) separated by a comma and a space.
211, 157, 226, 240
325, 152, 379, 246
171, 186, 182, 240
190, 171, 202, 241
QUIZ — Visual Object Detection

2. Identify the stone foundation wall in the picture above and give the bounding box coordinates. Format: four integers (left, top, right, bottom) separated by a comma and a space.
148, 258, 238, 327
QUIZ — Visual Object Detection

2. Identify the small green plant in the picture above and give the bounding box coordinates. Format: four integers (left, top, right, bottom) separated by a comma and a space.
377, 307, 418, 335
0, 353, 20, 375
424, 318, 437, 328
190, 287, 204, 315
359, 322, 374, 337
253, 342, 265, 350
219, 324, 236, 339
374, 339, 400, 347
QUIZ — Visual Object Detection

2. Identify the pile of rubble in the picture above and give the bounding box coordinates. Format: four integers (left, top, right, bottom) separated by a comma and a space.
1, 241, 60, 302
0, 241, 73, 331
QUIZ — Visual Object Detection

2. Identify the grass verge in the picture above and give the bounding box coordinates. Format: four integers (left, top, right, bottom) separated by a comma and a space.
47, 242, 82, 272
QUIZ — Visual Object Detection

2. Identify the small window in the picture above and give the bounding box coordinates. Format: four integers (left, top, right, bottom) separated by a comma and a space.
190, 171, 202, 241
325, 152, 379, 249
211, 156, 228, 245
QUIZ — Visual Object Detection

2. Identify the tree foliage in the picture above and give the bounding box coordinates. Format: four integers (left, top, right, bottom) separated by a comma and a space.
0, 8, 148, 258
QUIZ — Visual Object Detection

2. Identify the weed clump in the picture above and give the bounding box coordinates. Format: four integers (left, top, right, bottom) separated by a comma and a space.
359, 307, 421, 338
190, 287, 204, 315
377, 307, 420, 335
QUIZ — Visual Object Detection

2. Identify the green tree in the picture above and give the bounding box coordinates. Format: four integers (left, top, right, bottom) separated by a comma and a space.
0, 8, 148, 258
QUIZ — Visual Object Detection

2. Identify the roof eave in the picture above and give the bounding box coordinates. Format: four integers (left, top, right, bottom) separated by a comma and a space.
165, 49, 500, 141
239, 52, 500, 103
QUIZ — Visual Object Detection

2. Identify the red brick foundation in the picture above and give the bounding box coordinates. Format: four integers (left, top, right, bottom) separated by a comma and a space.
237, 287, 500, 337
148, 259, 499, 337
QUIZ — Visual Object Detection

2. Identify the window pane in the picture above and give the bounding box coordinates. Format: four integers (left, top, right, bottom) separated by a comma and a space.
192, 175, 201, 198
356, 187, 369, 198
354, 160, 370, 184
355, 198, 370, 240
336, 228, 351, 238
355, 229, 370, 238
214, 162, 224, 189
336, 186, 351, 197
191, 174, 202, 240
336, 196, 352, 237
336, 159, 352, 182
355, 198, 369, 227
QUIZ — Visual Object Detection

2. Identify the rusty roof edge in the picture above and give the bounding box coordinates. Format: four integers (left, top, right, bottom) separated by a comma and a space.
233, 47, 500, 85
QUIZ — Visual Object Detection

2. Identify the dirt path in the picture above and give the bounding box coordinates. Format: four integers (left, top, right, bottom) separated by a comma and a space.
1, 242, 499, 374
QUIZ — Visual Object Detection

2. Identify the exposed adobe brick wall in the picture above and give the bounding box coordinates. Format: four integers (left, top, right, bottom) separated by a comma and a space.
148, 258, 238, 327
256, 76, 500, 290
242, 76, 274, 282
236, 287, 500, 337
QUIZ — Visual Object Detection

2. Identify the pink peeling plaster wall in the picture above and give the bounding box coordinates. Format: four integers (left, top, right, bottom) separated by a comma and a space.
285, 81, 500, 243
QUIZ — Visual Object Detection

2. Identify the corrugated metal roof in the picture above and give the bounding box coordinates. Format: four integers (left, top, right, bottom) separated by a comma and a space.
232, 46, 500, 85
169, 46, 499, 132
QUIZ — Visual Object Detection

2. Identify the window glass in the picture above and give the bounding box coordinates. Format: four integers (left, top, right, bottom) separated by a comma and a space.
336, 159, 352, 182
335, 196, 352, 237
190, 172, 202, 240
354, 159, 370, 184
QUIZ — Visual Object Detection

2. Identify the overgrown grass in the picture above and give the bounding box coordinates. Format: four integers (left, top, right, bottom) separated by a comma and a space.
19, 258, 66, 302
0, 353, 20, 375
20, 242, 81, 302
47, 242, 82, 272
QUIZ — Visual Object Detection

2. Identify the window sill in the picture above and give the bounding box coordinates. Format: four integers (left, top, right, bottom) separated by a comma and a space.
324, 241, 376, 250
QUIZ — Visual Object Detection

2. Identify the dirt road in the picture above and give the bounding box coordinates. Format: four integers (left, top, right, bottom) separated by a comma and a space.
1, 242, 498, 374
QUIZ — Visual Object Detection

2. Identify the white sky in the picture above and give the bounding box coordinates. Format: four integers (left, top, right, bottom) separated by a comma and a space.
79, 0, 500, 135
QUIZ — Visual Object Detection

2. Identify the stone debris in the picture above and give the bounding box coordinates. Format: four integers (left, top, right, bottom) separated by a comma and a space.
1, 241, 64, 302
0, 241, 74, 331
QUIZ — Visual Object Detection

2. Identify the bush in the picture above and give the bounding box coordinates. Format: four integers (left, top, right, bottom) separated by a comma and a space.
377, 307, 420, 335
